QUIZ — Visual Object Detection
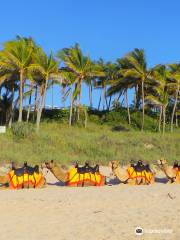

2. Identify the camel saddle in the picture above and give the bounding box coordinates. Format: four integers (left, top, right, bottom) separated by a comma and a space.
127, 161, 154, 183
8, 170, 44, 189
67, 163, 104, 186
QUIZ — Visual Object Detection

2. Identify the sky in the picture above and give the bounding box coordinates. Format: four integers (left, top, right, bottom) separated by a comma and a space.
1, 0, 180, 108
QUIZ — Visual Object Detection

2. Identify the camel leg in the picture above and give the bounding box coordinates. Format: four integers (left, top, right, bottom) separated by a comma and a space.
22, 174, 24, 189
16, 176, 19, 190
150, 176, 155, 184
27, 174, 29, 188
33, 174, 36, 188
166, 179, 173, 184
128, 179, 136, 185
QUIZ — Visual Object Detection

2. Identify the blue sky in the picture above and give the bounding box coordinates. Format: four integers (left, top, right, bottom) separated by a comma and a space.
1, 0, 180, 108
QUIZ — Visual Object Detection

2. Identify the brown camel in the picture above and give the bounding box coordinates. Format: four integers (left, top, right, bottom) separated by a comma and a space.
42, 160, 106, 187
157, 159, 180, 183
109, 161, 155, 185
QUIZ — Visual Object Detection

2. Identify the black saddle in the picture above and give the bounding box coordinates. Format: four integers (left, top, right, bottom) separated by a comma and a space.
24, 162, 39, 175
133, 160, 152, 173
75, 162, 99, 174
12, 162, 25, 176
11, 162, 39, 176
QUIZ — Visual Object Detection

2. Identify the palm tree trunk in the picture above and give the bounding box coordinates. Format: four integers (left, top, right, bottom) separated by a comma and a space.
8, 85, 14, 128
18, 69, 24, 122
77, 80, 83, 121
102, 87, 105, 110
102, 85, 108, 110
108, 95, 112, 111
51, 81, 54, 109
158, 106, 162, 132
69, 87, 74, 126
125, 90, 131, 125
175, 112, 178, 127
170, 86, 179, 132
98, 95, 101, 110
26, 92, 32, 122
89, 81, 93, 108
84, 108, 87, 128
162, 106, 166, 135
33, 84, 38, 122
36, 77, 48, 131
141, 80, 145, 131
61, 86, 66, 108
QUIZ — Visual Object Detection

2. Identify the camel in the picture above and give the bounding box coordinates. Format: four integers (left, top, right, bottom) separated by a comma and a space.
0, 163, 46, 189
157, 158, 180, 183
42, 160, 106, 187
109, 160, 155, 185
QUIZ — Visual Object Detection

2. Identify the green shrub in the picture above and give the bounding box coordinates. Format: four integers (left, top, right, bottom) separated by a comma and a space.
43, 109, 69, 122
103, 109, 128, 125
11, 122, 35, 139
131, 112, 157, 131
89, 114, 101, 124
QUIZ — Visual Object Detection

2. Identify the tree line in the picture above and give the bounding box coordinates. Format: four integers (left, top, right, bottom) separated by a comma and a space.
0, 36, 179, 133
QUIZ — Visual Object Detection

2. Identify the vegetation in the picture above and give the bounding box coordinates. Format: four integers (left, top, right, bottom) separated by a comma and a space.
0, 36, 179, 165
0, 122, 179, 165
0, 36, 179, 133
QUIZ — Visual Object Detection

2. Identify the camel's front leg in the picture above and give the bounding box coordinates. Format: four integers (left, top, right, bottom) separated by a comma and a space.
128, 178, 136, 185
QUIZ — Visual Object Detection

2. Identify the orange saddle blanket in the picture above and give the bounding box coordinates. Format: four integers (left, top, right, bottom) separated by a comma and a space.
66, 168, 105, 186
8, 170, 44, 189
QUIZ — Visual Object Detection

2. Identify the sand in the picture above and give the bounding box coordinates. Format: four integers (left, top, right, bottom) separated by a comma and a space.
0, 167, 180, 240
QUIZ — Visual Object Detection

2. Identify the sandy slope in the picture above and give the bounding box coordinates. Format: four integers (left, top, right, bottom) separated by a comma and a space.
0, 167, 179, 240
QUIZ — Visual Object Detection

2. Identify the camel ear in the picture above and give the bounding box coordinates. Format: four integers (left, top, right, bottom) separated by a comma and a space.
51, 160, 54, 163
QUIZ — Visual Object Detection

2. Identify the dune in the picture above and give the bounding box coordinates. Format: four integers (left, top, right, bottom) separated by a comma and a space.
0, 167, 179, 240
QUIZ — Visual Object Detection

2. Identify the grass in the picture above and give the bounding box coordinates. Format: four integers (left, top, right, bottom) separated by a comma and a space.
0, 121, 179, 166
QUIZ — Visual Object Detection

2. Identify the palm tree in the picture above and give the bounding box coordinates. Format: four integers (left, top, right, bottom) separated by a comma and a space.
57, 44, 103, 118
59, 69, 78, 126
108, 75, 135, 125
95, 60, 118, 111
146, 65, 169, 134
167, 64, 180, 132
0, 64, 19, 126
122, 49, 150, 130
0, 37, 35, 122
29, 47, 59, 130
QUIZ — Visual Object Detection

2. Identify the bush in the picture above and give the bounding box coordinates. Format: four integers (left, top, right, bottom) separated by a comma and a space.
131, 111, 157, 131
43, 109, 69, 122
88, 114, 101, 124
11, 122, 35, 139
103, 109, 128, 125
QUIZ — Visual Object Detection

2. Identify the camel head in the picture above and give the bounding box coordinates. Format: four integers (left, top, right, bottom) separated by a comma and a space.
42, 160, 56, 170
109, 161, 120, 172
157, 158, 168, 167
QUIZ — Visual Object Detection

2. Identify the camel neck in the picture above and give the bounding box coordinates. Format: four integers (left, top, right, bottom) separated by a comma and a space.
50, 165, 68, 182
161, 164, 173, 180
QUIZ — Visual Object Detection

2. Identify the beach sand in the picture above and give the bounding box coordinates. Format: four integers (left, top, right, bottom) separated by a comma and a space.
0, 167, 179, 240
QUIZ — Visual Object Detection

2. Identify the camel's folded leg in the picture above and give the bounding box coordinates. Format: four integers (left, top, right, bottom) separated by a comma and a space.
166, 179, 174, 184
127, 178, 136, 185
150, 176, 155, 184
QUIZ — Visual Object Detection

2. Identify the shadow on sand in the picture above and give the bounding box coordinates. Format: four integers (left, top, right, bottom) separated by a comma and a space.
46, 177, 168, 187
155, 177, 169, 184
47, 182, 66, 187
